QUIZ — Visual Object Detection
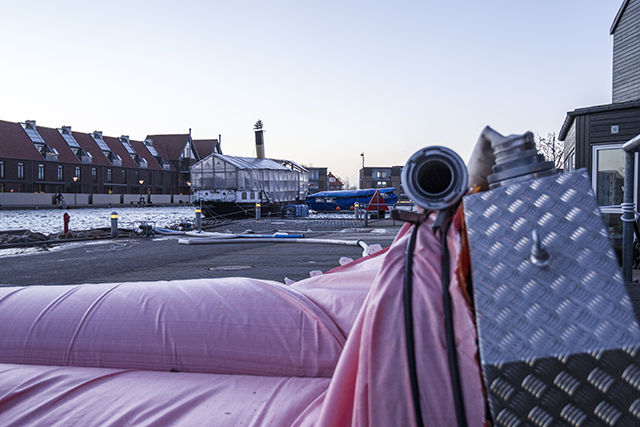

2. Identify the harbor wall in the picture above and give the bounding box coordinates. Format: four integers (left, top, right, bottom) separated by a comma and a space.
0, 192, 192, 209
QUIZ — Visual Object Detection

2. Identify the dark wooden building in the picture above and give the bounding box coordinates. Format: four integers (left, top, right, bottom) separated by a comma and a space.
559, 0, 640, 239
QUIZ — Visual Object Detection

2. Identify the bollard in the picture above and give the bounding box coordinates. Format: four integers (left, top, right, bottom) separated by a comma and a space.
195, 207, 202, 231
354, 202, 360, 220
110, 212, 118, 238
255, 202, 261, 220
63, 212, 70, 235
363, 205, 369, 227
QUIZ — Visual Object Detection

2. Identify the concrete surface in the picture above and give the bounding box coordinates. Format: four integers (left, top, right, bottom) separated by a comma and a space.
0, 218, 403, 286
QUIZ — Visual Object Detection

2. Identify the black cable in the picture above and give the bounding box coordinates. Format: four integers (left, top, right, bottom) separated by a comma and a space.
404, 222, 424, 427
440, 214, 468, 427
404, 209, 468, 427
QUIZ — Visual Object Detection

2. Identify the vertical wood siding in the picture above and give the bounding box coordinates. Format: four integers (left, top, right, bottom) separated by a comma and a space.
613, 0, 640, 102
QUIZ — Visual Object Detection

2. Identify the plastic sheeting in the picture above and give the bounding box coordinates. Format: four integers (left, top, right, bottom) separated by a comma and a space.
0, 278, 348, 378
0, 363, 330, 426
190, 154, 308, 202
0, 212, 486, 426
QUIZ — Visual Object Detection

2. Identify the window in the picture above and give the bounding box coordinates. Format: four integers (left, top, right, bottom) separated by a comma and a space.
592, 145, 629, 210
375, 181, 388, 188
75, 167, 81, 180
564, 151, 575, 173
38, 164, 44, 180
181, 143, 195, 159
122, 170, 127, 184
18, 163, 24, 179
0, 161, 4, 178
158, 172, 163, 186
107, 169, 112, 183
92, 168, 97, 183
373, 169, 390, 179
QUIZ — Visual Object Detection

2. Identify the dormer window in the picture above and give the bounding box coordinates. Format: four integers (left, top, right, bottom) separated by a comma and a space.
119, 135, 147, 167
92, 131, 115, 164
181, 142, 196, 160
20, 120, 58, 160
144, 138, 167, 168
58, 126, 91, 163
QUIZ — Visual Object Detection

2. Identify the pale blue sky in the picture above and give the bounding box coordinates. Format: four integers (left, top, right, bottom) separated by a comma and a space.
0, 0, 623, 186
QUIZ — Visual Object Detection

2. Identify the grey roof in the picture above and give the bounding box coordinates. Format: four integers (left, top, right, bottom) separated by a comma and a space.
213, 154, 292, 171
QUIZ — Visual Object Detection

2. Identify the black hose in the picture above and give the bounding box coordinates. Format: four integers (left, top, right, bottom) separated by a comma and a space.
440, 214, 468, 427
404, 210, 467, 427
404, 222, 424, 427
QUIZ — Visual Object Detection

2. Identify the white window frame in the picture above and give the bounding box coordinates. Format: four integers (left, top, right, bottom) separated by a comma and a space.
592, 143, 638, 214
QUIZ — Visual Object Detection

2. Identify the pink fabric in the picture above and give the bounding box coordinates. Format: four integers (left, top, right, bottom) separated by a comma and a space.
0, 278, 346, 377
310, 218, 486, 427
291, 247, 388, 337
0, 216, 486, 426
0, 363, 329, 426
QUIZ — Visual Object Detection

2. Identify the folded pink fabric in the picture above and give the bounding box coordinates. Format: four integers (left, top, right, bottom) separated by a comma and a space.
310, 218, 486, 427
0, 278, 347, 377
291, 247, 388, 337
0, 363, 329, 426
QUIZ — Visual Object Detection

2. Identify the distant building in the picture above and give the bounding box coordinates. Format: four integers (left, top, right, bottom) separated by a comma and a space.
558, 0, 640, 238
359, 166, 403, 195
308, 167, 328, 194
0, 118, 220, 200
327, 172, 343, 191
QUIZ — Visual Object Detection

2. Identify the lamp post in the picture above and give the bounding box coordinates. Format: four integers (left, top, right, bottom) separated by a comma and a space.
139, 180, 145, 205
72, 176, 78, 204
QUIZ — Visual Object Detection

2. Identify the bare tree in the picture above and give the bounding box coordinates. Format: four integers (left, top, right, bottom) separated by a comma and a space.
536, 132, 565, 170
339, 176, 357, 190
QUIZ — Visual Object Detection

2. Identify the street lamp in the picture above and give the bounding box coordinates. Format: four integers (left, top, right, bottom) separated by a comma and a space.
139, 179, 144, 194
72, 176, 78, 193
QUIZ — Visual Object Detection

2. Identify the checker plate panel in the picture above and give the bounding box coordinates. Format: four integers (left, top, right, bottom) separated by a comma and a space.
464, 170, 640, 426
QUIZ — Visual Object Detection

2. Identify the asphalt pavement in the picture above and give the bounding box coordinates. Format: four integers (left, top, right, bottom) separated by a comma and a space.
0, 218, 403, 287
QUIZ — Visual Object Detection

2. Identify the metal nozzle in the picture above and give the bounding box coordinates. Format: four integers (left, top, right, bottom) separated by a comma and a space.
402, 146, 468, 210
486, 131, 556, 189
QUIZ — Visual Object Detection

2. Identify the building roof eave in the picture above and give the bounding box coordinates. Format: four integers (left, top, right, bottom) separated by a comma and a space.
610, 0, 630, 34
559, 101, 640, 141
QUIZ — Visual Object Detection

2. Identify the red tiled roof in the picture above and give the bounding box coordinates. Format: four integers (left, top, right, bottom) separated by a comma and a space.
36, 126, 79, 164
0, 120, 46, 160
130, 139, 162, 170
193, 139, 219, 158
145, 134, 190, 160
72, 131, 113, 167
103, 136, 138, 169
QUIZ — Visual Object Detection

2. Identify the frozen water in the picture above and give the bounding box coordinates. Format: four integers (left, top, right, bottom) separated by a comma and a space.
0, 206, 197, 235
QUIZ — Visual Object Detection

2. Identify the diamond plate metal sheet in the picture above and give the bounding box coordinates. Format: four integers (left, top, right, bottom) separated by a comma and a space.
464, 170, 640, 427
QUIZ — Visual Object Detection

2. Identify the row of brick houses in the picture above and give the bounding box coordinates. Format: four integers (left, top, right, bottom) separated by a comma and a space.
0, 119, 220, 198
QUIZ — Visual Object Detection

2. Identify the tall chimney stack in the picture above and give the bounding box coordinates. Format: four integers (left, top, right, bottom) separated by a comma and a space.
254, 120, 265, 159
